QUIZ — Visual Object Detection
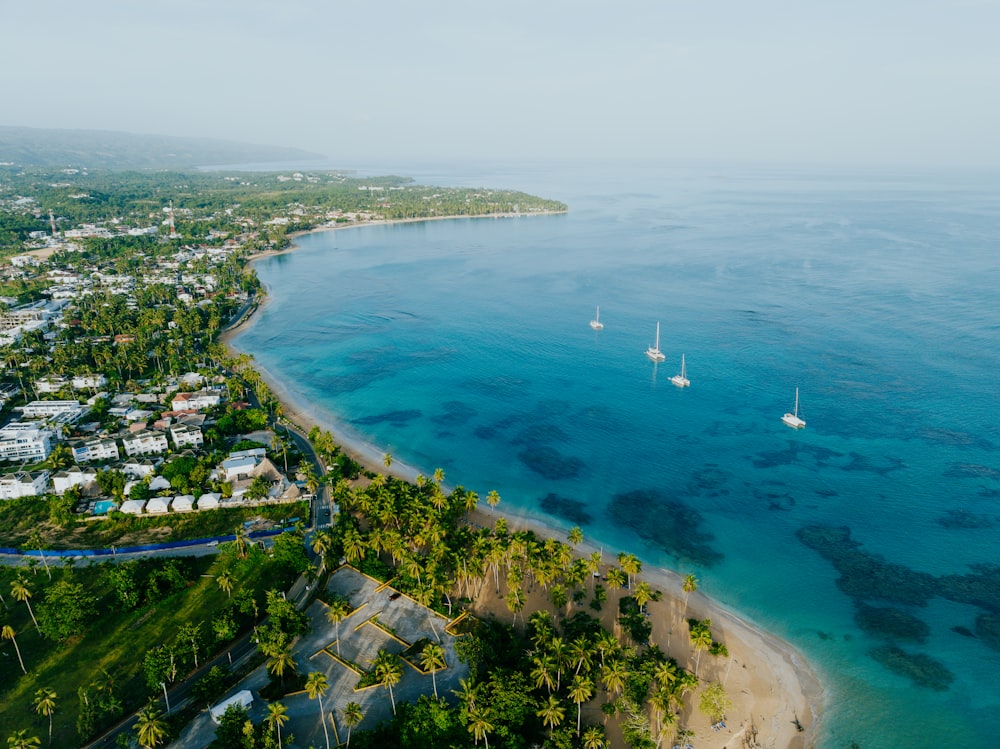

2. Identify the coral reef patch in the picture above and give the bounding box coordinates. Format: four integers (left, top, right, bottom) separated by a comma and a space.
608, 489, 722, 566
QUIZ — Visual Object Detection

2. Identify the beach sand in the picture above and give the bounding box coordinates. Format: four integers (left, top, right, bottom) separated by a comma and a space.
220, 224, 824, 749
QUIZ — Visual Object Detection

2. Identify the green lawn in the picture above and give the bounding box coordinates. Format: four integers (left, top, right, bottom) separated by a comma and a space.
0, 544, 300, 745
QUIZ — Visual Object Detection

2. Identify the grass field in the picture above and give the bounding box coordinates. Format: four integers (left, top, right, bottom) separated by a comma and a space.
0, 535, 303, 744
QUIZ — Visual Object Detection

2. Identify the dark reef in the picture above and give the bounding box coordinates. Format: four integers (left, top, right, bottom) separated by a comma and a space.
538, 493, 593, 526
868, 645, 954, 691
607, 489, 722, 566
517, 446, 584, 480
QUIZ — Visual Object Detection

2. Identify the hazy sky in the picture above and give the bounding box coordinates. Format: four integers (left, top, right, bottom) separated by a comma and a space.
3, 0, 999, 167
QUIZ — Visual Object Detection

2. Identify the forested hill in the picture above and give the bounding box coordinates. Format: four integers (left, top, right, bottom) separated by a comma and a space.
0, 126, 325, 169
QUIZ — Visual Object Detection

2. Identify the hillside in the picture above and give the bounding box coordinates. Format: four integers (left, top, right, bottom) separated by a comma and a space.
0, 126, 325, 169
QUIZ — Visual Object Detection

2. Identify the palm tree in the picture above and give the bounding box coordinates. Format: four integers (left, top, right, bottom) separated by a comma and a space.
567, 526, 583, 548
326, 596, 351, 656
135, 704, 168, 749
587, 551, 602, 590
10, 579, 39, 633
373, 650, 402, 715
570, 636, 593, 676
462, 490, 479, 515
311, 529, 333, 575
536, 694, 566, 737
505, 585, 525, 626
601, 659, 627, 696
531, 653, 557, 694
341, 701, 364, 748
216, 569, 235, 599
32, 688, 56, 746
26, 529, 50, 580
649, 685, 673, 740
633, 580, 654, 613
605, 567, 627, 593
568, 674, 594, 736
2, 625, 26, 675
467, 706, 494, 748
582, 725, 607, 749
617, 552, 641, 588
265, 702, 289, 749
267, 646, 298, 689
596, 631, 619, 669
486, 490, 501, 515
341, 528, 366, 565
419, 642, 446, 698
305, 672, 331, 749
690, 620, 713, 677
682, 574, 698, 615
382, 452, 393, 469
5, 731, 40, 749
232, 525, 250, 560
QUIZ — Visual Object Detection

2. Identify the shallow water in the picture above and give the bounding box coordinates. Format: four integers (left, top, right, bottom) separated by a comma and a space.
232, 161, 1000, 748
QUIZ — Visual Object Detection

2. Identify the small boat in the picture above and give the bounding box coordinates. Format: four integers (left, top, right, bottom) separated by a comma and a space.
645, 322, 666, 362
589, 306, 604, 330
782, 387, 806, 429
670, 354, 690, 387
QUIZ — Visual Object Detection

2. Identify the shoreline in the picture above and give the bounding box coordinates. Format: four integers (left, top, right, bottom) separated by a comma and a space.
221, 218, 825, 748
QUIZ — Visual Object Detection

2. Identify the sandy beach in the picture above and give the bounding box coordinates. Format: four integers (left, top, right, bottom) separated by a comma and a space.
221, 222, 824, 749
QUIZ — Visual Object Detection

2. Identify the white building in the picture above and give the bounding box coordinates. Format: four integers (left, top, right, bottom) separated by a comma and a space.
121, 430, 169, 457
35, 376, 69, 394
172, 494, 196, 512
0, 422, 54, 462
148, 475, 172, 492
210, 691, 253, 724
119, 499, 147, 515
51, 467, 98, 495
221, 455, 258, 482
197, 492, 221, 510
170, 390, 222, 412
19, 400, 85, 419
169, 424, 203, 449
0, 471, 49, 499
72, 438, 120, 463
121, 457, 157, 479
72, 374, 108, 390
146, 496, 172, 514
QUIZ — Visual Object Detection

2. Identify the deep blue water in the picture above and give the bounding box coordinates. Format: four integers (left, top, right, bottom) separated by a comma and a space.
232, 161, 1000, 748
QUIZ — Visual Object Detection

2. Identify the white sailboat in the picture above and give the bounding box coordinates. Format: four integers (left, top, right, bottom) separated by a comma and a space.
670, 353, 690, 387
782, 387, 806, 429
589, 306, 604, 330
645, 322, 666, 362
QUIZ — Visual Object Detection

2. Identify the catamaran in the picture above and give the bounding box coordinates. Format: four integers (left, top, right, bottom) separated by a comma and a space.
782, 388, 806, 429
670, 353, 690, 387
645, 322, 666, 362
589, 306, 604, 330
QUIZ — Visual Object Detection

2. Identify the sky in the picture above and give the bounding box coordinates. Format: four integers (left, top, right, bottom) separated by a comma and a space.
3, 0, 1000, 168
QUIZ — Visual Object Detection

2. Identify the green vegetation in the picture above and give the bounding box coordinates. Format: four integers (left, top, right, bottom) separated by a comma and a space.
0, 499, 307, 550
0, 540, 302, 744
310, 465, 722, 749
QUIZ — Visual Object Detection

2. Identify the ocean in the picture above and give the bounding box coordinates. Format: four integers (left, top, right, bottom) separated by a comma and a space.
230, 160, 1000, 748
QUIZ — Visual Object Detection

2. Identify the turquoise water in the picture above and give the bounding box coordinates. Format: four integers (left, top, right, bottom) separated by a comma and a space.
232, 162, 1000, 748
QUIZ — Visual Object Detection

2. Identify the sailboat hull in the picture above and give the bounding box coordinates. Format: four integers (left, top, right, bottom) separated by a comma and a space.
782, 413, 806, 428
